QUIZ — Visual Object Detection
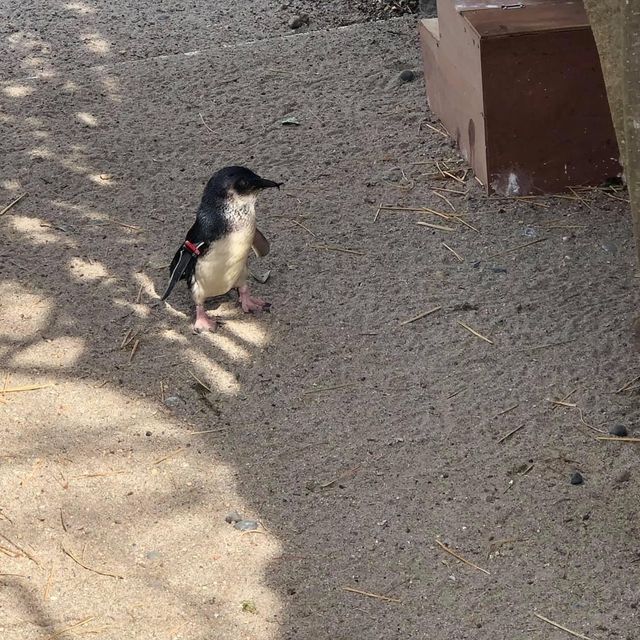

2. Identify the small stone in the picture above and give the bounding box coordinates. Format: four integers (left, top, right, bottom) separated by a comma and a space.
145, 431, 152, 436
399, 69, 416, 82
570, 472, 584, 485
609, 424, 628, 437
234, 519, 259, 531
145, 550, 161, 560
225, 511, 243, 524
522, 227, 537, 238
615, 469, 631, 483
164, 395, 181, 407
288, 14, 309, 29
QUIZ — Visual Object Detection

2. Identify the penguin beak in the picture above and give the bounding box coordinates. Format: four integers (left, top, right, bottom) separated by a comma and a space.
255, 177, 283, 190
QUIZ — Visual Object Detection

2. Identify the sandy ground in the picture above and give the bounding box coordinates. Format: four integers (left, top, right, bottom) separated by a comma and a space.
2, 2, 640, 640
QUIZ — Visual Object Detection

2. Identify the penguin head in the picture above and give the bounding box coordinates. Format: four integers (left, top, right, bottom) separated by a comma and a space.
204, 166, 283, 203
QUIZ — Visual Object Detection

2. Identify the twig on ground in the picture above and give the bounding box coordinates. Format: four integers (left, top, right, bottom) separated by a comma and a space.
533, 613, 595, 640
0, 192, 28, 216
342, 586, 401, 603
435, 539, 490, 574
456, 320, 494, 344
400, 306, 442, 326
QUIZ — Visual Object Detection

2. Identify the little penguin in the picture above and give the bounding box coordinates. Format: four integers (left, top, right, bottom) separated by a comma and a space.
161, 166, 282, 333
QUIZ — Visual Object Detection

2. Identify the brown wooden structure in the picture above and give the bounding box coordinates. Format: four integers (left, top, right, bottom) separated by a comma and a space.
419, 0, 621, 195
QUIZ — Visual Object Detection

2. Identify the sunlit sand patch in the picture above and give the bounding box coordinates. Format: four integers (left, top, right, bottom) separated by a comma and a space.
76, 111, 98, 126
12, 336, 85, 370
9, 215, 62, 245
3, 84, 34, 98
1, 179, 22, 192
223, 318, 269, 348
200, 331, 252, 362
68, 257, 110, 282
186, 348, 240, 395
160, 329, 189, 344
133, 272, 159, 301
81, 33, 110, 55
64, 1, 95, 14
113, 298, 151, 319
29, 146, 53, 159
0, 283, 51, 339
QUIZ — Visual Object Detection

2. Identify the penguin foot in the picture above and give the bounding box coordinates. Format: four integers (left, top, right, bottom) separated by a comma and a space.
238, 285, 271, 314
193, 305, 219, 333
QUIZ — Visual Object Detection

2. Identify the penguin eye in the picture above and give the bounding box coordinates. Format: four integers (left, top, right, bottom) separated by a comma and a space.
236, 178, 248, 192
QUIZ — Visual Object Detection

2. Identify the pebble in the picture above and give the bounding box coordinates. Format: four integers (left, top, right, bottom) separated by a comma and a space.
145, 550, 161, 560
615, 469, 631, 483
145, 431, 152, 437
522, 227, 537, 238
570, 472, 584, 485
288, 14, 309, 29
164, 395, 181, 407
234, 519, 259, 531
609, 424, 628, 437
225, 511, 243, 524
399, 69, 416, 83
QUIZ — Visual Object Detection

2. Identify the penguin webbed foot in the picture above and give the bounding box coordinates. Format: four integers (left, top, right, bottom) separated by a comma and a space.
193, 305, 221, 333
238, 285, 271, 315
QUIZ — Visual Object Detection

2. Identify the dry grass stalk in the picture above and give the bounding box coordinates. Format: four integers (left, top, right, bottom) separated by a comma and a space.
0, 192, 28, 216
447, 387, 465, 399
416, 221, 455, 232
304, 383, 356, 395
423, 122, 449, 137
400, 306, 442, 326
443, 170, 465, 183
43, 565, 54, 600
524, 339, 575, 352
153, 448, 185, 465
596, 436, 640, 443
0, 532, 40, 566
0, 383, 53, 395
497, 423, 526, 443
456, 320, 494, 344
135, 284, 144, 304
128, 338, 140, 363
615, 374, 640, 393
493, 404, 519, 418
190, 371, 213, 394
379, 205, 451, 220
450, 215, 479, 232
550, 400, 577, 408
435, 539, 490, 574
46, 616, 96, 640
342, 586, 401, 603
486, 237, 547, 260
442, 242, 464, 262
432, 190, 456, 211
311, 244, 366, 256
62, 546, 123, 579
533, 613, 594, 640
576, 407, 607, 434
568, 186, 594, 212
290, 218, 317, 237
551, 388, 578, 411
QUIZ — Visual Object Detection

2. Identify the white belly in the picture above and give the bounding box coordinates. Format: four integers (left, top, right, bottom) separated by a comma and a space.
192, 226, 254, 302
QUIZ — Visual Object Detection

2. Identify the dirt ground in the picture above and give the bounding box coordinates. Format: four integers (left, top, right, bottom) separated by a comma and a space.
1, 2, 640, 639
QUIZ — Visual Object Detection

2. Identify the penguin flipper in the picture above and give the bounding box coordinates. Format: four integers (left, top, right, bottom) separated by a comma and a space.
252, 227, 270, 257
161, 240, 205, 301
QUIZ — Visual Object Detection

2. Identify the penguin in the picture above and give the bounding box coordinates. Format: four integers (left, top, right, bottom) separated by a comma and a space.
161, 166, 282, 333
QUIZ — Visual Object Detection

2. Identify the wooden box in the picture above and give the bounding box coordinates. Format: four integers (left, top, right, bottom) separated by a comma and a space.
419, 0, 621, 194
